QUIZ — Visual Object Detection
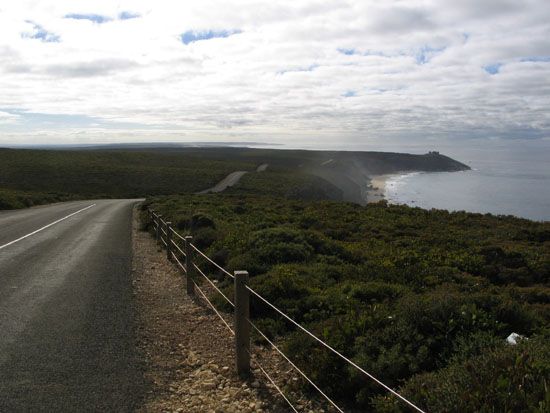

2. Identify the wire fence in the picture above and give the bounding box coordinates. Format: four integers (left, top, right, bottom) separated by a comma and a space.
148, 209, 426, 413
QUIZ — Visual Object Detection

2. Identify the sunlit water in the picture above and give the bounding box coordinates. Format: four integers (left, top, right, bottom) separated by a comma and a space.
384, 147, 550, 222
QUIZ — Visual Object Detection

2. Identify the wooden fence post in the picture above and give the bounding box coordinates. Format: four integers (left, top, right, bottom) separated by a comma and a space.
185, 236, 195, 295
234, 270, 250, 378
166, 222, 172, 260
156, 214, 162, 243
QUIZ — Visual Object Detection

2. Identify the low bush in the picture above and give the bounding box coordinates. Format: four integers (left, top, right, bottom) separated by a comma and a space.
148, 190, 550, 411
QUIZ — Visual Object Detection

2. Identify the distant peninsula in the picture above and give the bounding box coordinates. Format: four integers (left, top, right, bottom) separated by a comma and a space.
298, 149, 470, 204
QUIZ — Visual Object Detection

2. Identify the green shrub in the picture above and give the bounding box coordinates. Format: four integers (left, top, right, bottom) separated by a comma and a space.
372, 336, 550, 412
191, 212, 216, 230
249, 227, 314, 265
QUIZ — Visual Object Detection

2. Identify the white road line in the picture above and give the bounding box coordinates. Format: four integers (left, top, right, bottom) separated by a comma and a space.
0, 204, 96, 251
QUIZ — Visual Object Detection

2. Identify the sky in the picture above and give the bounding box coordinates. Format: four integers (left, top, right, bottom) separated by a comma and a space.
1, 0, 549, 150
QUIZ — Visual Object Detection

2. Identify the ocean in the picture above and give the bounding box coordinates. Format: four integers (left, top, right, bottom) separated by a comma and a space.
383, 144, 550, 222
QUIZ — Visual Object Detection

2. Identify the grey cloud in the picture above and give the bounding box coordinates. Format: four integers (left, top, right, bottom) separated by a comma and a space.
367, 6, 436, 34
44, 59, 137, 77
0, 46, 32, 74
3, 63, 32, 74
441, 0, 532, 19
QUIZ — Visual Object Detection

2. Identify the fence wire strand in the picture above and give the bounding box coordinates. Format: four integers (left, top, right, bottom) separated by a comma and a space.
246, 349, 299, 413
171, 240, 186, 257
246, 318, 344, 412
193, 280, 235, 336
246, 286, 426, 413
193, 263, 234, 307
190, 243, 234, 279
171, 228, 187, 241
172, 253, 187, 274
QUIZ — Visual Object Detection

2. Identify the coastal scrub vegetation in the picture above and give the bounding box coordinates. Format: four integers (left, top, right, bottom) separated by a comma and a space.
0, 147, 468, 210
0, 148, 254, 209
146, 187, 549, 411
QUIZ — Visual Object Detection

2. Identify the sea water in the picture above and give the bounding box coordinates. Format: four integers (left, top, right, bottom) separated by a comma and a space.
384, 145, 550, 222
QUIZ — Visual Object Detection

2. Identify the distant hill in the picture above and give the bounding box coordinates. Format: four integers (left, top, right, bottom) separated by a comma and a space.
0, 147, 469, 209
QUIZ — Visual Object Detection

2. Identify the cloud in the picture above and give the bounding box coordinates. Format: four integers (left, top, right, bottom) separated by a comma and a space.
338, 46, 447, 65
277, 64, 319, 75
0, 0, 548, 147
366, 6, 436, 35
21, 21, 60, 42
521, 56, 550, 63
0, 110, 21, 125
44, 59, 137, 77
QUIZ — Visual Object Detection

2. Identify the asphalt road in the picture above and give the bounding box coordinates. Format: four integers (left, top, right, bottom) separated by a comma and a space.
197, 171, 249, 194
0, 199, 147, 412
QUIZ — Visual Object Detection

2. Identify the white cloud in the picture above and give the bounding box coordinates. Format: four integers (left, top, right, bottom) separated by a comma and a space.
0, 0, 549, 146
0, 110, 21, 125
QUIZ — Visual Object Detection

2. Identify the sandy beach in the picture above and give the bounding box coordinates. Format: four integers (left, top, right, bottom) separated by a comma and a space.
365, 174, 393, 203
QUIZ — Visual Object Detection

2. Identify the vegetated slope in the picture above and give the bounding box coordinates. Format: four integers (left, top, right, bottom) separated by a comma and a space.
146, 187, 549, 412
0, 149, 255, 209
0, 147, 469, 209
225, 168, 344, 201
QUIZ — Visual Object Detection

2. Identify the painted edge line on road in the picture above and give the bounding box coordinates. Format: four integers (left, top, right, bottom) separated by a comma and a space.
0, 204, 96, 251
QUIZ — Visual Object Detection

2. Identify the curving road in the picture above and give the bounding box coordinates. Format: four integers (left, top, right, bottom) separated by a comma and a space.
197, 163, 269, 194
0, 199, 147, 412
197, 171, 249, 194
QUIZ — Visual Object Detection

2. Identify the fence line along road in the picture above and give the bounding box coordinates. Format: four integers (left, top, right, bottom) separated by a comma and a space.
148, 209, 426, 413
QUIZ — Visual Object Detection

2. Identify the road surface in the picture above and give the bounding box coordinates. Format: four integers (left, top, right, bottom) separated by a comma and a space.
197, 171, 248, 194
0, 199, 147, 412
198, 164, 269, 194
